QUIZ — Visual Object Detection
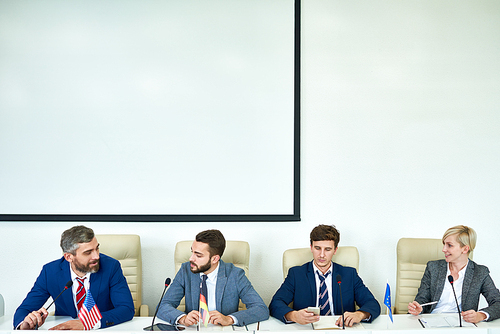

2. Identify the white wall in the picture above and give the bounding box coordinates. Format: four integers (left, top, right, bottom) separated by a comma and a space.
1, 0, 500, 318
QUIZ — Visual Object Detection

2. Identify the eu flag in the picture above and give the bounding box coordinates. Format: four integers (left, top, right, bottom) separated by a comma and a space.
384, 283, 393, 323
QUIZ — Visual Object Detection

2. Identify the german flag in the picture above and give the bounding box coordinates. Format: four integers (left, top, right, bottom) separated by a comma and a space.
200, 279, 209, 327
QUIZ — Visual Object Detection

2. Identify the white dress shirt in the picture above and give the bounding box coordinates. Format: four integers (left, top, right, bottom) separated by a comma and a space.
433, 261, 468, 314
176, 262, 238, 325
203, 264, 219, 312
313, 262, 335, 315
70, 269, 101, 329
432, 260, 489, 320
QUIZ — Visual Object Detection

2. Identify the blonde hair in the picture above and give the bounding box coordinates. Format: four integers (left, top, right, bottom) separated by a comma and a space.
442, 225, 476, 254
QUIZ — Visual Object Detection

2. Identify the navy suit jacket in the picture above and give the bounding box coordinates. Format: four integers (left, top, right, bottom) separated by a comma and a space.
13, 254, 135, 329
269, 261, 380, 323
157, 260, 269, 326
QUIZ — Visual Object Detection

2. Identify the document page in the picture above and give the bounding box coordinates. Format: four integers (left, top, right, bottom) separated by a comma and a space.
419, 316, 476, 328
312, 316, 365, 330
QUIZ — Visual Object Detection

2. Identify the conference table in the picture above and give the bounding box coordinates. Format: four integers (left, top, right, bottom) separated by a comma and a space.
1, 314, 500, 333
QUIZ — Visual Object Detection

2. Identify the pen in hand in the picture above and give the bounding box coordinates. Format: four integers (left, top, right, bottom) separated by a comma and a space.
419, 301, 438, 307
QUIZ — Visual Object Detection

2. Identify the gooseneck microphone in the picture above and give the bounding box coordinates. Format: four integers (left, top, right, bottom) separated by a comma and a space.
448, 275, 462, 327
35, 280, 73, 330
336, 274, 345, 330
47, 280, 73, 311
146, 277, 171, 331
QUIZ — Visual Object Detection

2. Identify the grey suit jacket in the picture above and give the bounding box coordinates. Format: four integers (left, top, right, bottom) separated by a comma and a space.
157, 260, 269, 326
415, 259, 500, 321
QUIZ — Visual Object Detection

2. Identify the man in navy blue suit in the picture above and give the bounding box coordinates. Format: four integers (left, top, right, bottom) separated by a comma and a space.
269, 224, 380, 327
13, 225, 134, 330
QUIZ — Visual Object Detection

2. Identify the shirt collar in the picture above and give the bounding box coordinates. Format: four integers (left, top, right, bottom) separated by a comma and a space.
70, 265, 91, 282
200, 261, 220, 283
447, 259, 469, 279
312, 261, 332, 277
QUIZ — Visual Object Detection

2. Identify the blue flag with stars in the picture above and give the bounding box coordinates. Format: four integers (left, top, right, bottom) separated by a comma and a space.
384, 282, 393, 323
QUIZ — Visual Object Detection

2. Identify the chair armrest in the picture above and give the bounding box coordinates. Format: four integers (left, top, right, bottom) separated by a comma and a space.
139, 304, 150, 317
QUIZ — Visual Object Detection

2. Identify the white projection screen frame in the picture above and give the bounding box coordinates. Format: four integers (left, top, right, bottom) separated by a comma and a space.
0, 0, 301, 222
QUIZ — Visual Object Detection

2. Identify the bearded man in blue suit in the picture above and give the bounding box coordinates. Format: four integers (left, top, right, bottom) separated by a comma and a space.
13, 226, 134, 330
157, 229, 268, 327
269, 224, 380, 327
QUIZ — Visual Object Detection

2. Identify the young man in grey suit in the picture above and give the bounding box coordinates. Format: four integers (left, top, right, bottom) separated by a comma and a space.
157, 229, 268, 327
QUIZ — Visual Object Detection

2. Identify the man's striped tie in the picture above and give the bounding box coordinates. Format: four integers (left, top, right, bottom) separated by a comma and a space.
76, 277, 86, 311
317, 272, 331, 316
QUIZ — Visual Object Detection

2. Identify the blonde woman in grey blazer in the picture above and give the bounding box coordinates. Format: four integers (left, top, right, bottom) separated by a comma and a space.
408, 225, 500, 323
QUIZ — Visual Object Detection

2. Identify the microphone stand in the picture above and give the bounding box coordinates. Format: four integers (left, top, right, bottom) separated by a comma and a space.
147, 278, 171, 331
35, 280, 73, 330
448, 275, 462, 327
336, 275, 345, 330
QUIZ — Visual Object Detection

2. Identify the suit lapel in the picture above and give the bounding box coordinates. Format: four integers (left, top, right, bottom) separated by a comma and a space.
462, 260, 474, 309
306, 261, 317, 306
215, 261, 227, 311
433, 261, 448, 304
190, 271, 201, 310
330, 263, 340, 314
89, 268, 102, 306
59, 259, 77, 318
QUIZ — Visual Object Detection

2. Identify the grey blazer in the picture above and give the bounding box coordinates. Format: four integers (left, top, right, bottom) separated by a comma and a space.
157, 260, 269, 326
415, 259, 500, 321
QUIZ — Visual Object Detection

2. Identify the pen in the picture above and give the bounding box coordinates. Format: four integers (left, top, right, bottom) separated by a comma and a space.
419, 301, 438, 307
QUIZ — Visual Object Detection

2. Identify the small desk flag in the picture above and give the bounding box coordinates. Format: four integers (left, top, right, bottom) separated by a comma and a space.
78, 291, 102, 330
384, 282, 393, 323
199, 275, 209, 327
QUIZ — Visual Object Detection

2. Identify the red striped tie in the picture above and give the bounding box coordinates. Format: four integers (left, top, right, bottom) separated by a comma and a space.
76, 277, 86, 311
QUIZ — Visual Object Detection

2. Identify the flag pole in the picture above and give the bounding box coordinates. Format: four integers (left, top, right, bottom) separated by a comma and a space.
386, 280, 389, 330
198, 280, 201, 332
198, 296, 201, 331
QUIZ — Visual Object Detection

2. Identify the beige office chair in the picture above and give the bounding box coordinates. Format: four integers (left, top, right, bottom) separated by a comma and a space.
394, 237, 473, 314
0, 293, 4, 317
282, 246, 359, 279
174, 240, 250, 311
96, 234, 148, 316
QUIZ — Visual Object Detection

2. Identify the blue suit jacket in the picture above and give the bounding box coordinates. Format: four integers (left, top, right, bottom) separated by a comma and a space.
13, 254, 135, 329
269, 261, 380, 323
157, 260, 269, 326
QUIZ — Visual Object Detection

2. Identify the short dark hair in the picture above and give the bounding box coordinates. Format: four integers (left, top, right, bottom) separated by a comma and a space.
310, 224, 340, 248
196, 229, 226, 258
60, 225, 95, 254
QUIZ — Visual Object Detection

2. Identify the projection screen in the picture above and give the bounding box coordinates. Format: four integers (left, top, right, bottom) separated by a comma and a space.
0, 0, 300, 222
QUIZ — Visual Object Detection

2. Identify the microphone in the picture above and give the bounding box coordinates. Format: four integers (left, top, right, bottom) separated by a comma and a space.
336, 274, 345, 330
145, 278, 171, 331
35, 280, 73, 330
448, 275, 462, 327
47, 280, 73, 311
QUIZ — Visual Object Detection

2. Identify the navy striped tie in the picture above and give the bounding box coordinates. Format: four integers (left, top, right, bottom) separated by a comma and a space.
317, 272, 331, 316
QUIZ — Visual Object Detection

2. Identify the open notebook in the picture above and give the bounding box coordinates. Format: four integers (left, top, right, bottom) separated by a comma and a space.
419, 316, 476, 328
312, 316, 365, 330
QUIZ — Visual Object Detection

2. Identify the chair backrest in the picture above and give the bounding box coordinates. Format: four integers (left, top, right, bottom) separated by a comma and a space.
0, 293, 4, 317
282, 246, 359, 279
394, 237, 473, 314
174, 240, 250, 311
96, 234, 142, 316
